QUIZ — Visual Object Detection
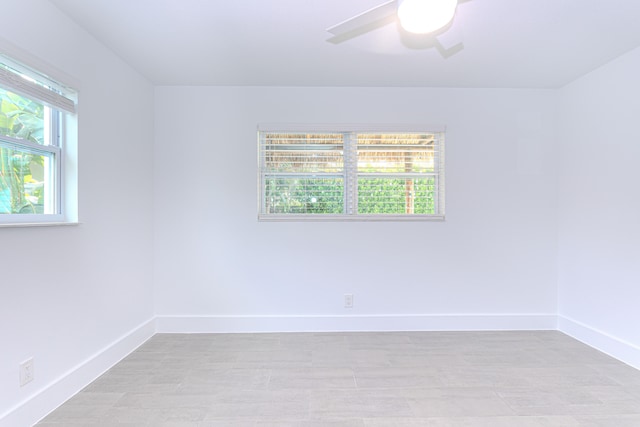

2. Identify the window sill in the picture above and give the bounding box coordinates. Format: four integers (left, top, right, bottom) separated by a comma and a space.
258, 214, 445, 222
0, 221, 80, 228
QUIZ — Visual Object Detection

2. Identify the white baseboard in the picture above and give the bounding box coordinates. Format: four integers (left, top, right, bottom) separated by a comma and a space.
155, 313, 558, 333
0, 318, 156, 427
558, 315, 640, 370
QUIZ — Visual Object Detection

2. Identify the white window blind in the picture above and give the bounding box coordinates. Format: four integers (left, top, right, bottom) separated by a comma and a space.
258, 126, 445, 221
0, 57, 75, 114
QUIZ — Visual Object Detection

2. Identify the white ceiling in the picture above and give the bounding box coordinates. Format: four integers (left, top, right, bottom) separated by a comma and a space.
49, 0, 640, 88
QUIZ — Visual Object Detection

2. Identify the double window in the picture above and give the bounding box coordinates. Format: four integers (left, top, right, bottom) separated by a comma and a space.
258, 125, 445, 221
0, 55, 76, 225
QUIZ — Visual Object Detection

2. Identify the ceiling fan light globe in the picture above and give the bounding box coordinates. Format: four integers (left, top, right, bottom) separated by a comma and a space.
397, 0, 458, 34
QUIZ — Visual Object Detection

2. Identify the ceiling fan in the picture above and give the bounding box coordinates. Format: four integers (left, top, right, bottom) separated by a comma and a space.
326, 0, 470, 57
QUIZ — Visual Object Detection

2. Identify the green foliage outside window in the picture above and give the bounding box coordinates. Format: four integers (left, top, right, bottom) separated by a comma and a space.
265, 178, 344, 214
265, 177, 435, 214
0, 88, 46, 214
358, 178, 435, 214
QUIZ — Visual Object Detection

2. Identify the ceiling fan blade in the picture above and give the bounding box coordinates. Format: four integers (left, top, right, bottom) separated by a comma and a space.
326, 0, 397, 37
326, 15, 397, 44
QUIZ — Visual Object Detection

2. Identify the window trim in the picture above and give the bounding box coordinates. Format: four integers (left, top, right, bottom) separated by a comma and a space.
0, 52, 77, 227
257, 124, 445, 222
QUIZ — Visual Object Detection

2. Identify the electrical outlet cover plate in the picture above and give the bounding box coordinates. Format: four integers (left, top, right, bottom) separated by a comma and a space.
344, 293, 354, 308
20, 358, 34, 386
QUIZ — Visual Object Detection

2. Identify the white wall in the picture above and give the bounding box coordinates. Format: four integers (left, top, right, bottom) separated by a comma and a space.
557, 46, 640, 368
154, 86, 558, 332
0, 1, 155, 425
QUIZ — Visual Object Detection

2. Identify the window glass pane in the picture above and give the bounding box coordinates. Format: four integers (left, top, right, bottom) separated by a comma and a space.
264, 133, 343, 173
259, 129, 444, 220
0, 143, 54, 214
264, 177, 343, 214
0, 88, 46, 145
358, 178, 435, 214
357, 133, 435, 173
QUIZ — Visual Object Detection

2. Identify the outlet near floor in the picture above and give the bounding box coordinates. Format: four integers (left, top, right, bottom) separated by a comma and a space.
344, 293, 353, 308
20, 358, 34, 386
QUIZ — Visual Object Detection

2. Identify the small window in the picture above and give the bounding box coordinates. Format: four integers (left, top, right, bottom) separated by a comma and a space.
0, 54, 76, 225
258, 125, 445, 221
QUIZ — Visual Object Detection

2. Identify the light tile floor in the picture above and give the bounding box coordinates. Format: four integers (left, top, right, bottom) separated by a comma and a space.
36, 331, 640, 426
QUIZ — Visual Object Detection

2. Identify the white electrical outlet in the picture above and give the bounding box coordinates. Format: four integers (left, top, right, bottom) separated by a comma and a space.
19, 358, 34, 386
344, 293, 354, 308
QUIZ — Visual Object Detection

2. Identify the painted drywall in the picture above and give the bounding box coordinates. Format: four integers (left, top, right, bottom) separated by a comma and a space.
0, 0, 155, 424
557, 46, 640, 367
154, 86, 559, 330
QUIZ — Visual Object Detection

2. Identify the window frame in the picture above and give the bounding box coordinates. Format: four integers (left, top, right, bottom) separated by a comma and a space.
258, 124, 445, 222
0, 53, 77, 227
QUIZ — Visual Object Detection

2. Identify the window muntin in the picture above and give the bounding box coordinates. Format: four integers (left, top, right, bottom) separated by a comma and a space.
0, 55, 74, 223
259, 128, 445, 220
